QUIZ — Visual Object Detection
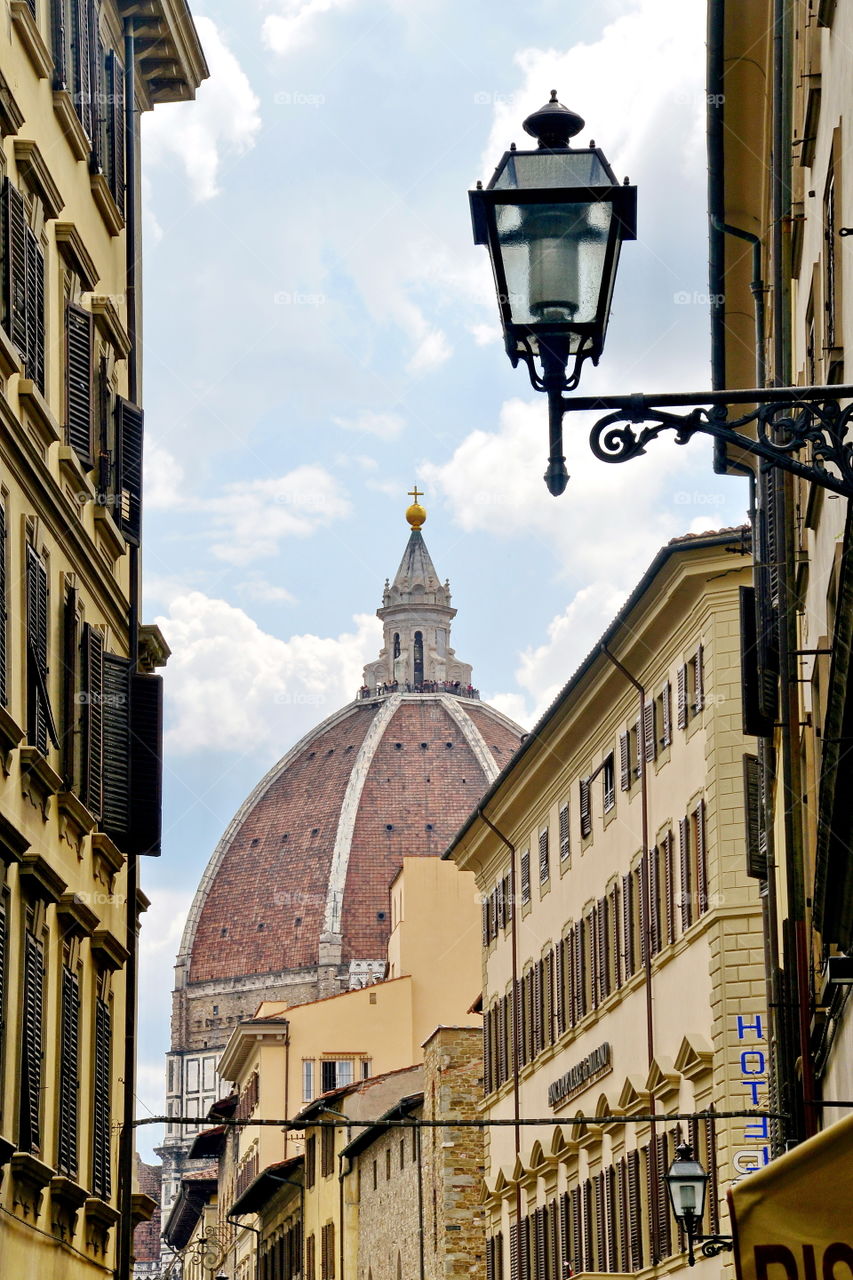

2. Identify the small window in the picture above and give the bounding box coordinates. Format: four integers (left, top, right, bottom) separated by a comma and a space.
400, 1137, 405, 1169
538, 827, 550, 882
688, 645, 705, 714
303, 1059, 314, 1103
559, 802, 570, 861
579, 778, 592, 837
520, 850, 531, 904
385, 1148, 391, 1181
373, 1159, 378, 1190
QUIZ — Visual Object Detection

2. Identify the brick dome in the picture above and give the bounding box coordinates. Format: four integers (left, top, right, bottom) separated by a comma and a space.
180, 690, 523, 987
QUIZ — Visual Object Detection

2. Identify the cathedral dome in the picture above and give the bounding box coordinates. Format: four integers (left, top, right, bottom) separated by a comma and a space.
172, 512, 524, 1026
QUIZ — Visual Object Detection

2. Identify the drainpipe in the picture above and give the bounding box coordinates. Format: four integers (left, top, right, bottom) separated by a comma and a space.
598, 645, 661, 1260
117, 17, 140, 1280
226, 1214, 261, 1280
415, 1123, 426, 1280
476, 809, 522, 1262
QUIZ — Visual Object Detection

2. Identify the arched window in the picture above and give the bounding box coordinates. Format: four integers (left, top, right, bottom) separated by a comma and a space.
393, 632, 401, 659
414, 631, 424, 687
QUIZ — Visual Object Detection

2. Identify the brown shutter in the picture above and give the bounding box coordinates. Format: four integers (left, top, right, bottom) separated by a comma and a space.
102, 653, 130, 844
4, 179, 28, 361
582, 1180, 593, 1273
575, 919, 586, 1020
634, 717, 643, 777
66, 304, 94, 467
677, 663, 688, 729
622, 872, 634, 978
491, 888, 499, 940
26, 544, 55, 755
532, 962, 543, 1057
25, 222, 45, 392
559, 801, 570, 860
106, 50, 125, 215
566, 929, 576, 1029
509, 1221, 519, 1280
590, 903, 599, 1009
661, 679, 672, 746
483, 1007, 492, 1095
606, 1165, 618, 1271
570, 1187, 582, 1277
595, 1173, 606, 1273
499, 996, 509, 1085
58, 966, 80, 1177
486, 1236, 495, 1280
519, 1216, 530, 1280
663, 830, 675, 945
655, 1133, 671, 1258
535, 1207, 546, 1280
610, 881, 622, 989
636, 860, 647, 969
505, 873, 513, 922
521, 850, 530, 904
679, 816, 693, 929
545, 948, 555, 1046
116, 396, 144, 543
579, 778, 591, 837
598, 896, 610, 999
20, 930, 44, 1152
555, 937, 565, 1036
92, 997, 112, 1197
704, 1112, 720, 1234
649, 845, 660, 956
618, 1159, 629, 1273
482, 899, 490, 946
539, 827, 550, 882
695, 799, 708, 914
643, 700, 656, 762
559, 1193, 570, 1278
627, 1149, 643, 1269
619, 730, 630, 790
694, 644, 705, 711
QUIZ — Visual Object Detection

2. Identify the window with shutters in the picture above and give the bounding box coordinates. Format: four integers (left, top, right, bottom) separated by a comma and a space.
579, 778, 591, 838
619, 729, 631, 791
61, 586, 79, 789
692, 800, 709, 914
676, 663, 688, 729
609, 880, 622, 990
81, 623, 104, 816
661, 830, 676, 946
626, 1148, 643, 1270
19, 922, 45, 1153
582, 1179, 594, 1273
104, 49, 126, 216
679, 816, 694, 930
26, 543, 57, 757
538, 826, 550, 883
116, 396, 144, 543
602, 753, 615, 814
659, 681, 672, 748
581, 913, 594, 1018
689, 646, 705, 715
622, 872, 635, 979
1, 181, 46, 391
0, 884, 7, 1084
321, 1222, 335, 1280
306, 1233, 315, 1280
649, 845, 662, 957
92, 994, 112, 1198
597, 896, 611, 1001
305, 1134, 316, 1188
66, 304, 94, 467
520, 850, 530, 905
57, 959, 81, 1177
0, 497, 6, 709
558, 801, 570, 862
321, 1121, 335, 1177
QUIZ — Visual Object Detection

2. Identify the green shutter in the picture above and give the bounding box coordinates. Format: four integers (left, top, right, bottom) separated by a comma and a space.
20, 930, 44, 1152
102, 653, 130, 843
130, 673, 164, 856
116, 397, 144, 543
66, 304, 94, 467
82, 624, 104, 816
92, 997, 111, 1197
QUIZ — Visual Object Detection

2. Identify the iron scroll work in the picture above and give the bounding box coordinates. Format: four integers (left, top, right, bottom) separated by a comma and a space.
555, 383, 853, 498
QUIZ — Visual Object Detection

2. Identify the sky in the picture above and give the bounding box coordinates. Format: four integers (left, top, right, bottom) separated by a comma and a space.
134, 0, 750, 1158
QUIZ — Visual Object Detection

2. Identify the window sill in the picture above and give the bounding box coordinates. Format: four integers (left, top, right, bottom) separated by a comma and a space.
9, 2, 52, 79
57, 891, 99, 938
0, 70, 25, 138
93, 502, 127, 561
19, 746, 64, 825
57, 789, 97, 856
13, 139, 64, 220
90, 172, 124, 237
91, 927, 130, 971
55, 222, 99, 291
0, 325, 23, 380
52, 90, 90, 163
17, 379, 62, 454
18, 848, 67, 903
90, 295, 131, 359
58, 445, 95, 505
91, 831, 125, 877
50, 1174, 88, 1239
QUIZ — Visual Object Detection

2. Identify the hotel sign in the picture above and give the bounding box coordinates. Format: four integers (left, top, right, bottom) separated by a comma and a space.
548, 1043, 612, 1110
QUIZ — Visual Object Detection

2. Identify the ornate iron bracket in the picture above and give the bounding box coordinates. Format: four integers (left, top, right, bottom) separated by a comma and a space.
543, 382, 853, 497
699, 1234, 736, 1260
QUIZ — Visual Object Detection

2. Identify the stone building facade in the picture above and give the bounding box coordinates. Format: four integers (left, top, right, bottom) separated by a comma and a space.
447, 530, 767, 1278
0, 3, 206, 1278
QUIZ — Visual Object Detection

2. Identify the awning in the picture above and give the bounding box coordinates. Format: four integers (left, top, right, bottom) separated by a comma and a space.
728, 1111, 853, 1280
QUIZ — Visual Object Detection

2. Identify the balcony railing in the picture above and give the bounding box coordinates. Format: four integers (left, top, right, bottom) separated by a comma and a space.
357, 680, 480, 701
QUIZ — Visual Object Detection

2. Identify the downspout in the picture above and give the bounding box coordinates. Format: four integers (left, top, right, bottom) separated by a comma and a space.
598, 646, 660, 1260
117, 17, 140, 1280
707, 0, 726, 409
476, 809, 522, 1263
416, 1123, 426, 1280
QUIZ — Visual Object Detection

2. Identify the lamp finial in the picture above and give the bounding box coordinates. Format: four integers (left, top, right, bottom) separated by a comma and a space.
405, 486, 427, 532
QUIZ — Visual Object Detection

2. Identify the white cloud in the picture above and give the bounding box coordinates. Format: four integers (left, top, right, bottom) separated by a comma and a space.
406, 328, 452, 375
142, 17, 261, 201
471, 323, 502, 347
205, 467, 351, 564
333, 410, 405, 440
237, 575, 296, 604
156, 593, 381, 757
145, 440, 186, 511
262, 0, 358, 54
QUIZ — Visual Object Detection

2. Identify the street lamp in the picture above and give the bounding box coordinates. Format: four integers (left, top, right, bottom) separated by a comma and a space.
665, 1142, 733, 1266
471, 93, 853, 498
469, 91, 636, 495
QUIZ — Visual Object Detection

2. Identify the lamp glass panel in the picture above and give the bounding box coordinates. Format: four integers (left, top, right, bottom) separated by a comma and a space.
495, 200, 613, 328
493, 150, 612, 190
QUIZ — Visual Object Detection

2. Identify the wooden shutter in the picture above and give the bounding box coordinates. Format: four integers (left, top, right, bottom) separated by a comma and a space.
500, 993, 510, 1083
106, 50, 126, 214
306, 1234, 315, 1280
102, 652, 130, 844
606, 1165, 618, 1271
594, 1173, 606, 1273
618, 1159, 629, 1273
535, 1207, 546, 1280
72, 0, 93, 139
92, 997, 112, 1197
582, 1180, 593, 1273
579, 778, 591, 837
637, 861, 647, 969
538, 827, 549, 882
655, 1133, 671, 1258
663, 831, 675, 945
66, 304, 94, 467
61, 586, 78, 787
566, 929, 576, 1029
610, 881, 622, 989
520, 850, 530, 904
25, 224, 45, 392
634, 718, 643, 777
619, 730, 630, 790
0, 502, 7, 708
20, 930, 44, 1152
483, 1007, 492, 1095
704, 1113, 720, 1235
482, 899, 490, 946
26, 544, 55, 755
570, 1187, 582, 1278
622, 872, 634, 978
509, 1221, 519, 1280
519, 1216, 530, 1280
58, 966, 80, 1177
117, 396, 144, 543
575, 919, 586, 1020
661, 680, 672, 746
559, 801, 570, 860
649, 846, 661, 956
491, 888, 499, 940
555, 937, 565, 1035
694, 644, 705, 711
0, 899, 6, 1059
82, 624, 104, 816
486, 1237, 495, 1280
559, 1193, 570, 1279
532, 963, 542, 1057
4, 179, 28, 362
545, 948, 554, 1046
643, 700, 656, 762
627, 1149, 643, 1269
695, 799, 708, 914
677, 664, 688, 729
679, 816, 693, 929
505, 873, 513, 922
743, 753, 765, 877
598, 896, 610, 999
51, 0, 68, 87
590, 904, 599, 1009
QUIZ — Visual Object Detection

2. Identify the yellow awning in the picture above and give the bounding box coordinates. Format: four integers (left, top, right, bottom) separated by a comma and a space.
728, 1111, 853, 1280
